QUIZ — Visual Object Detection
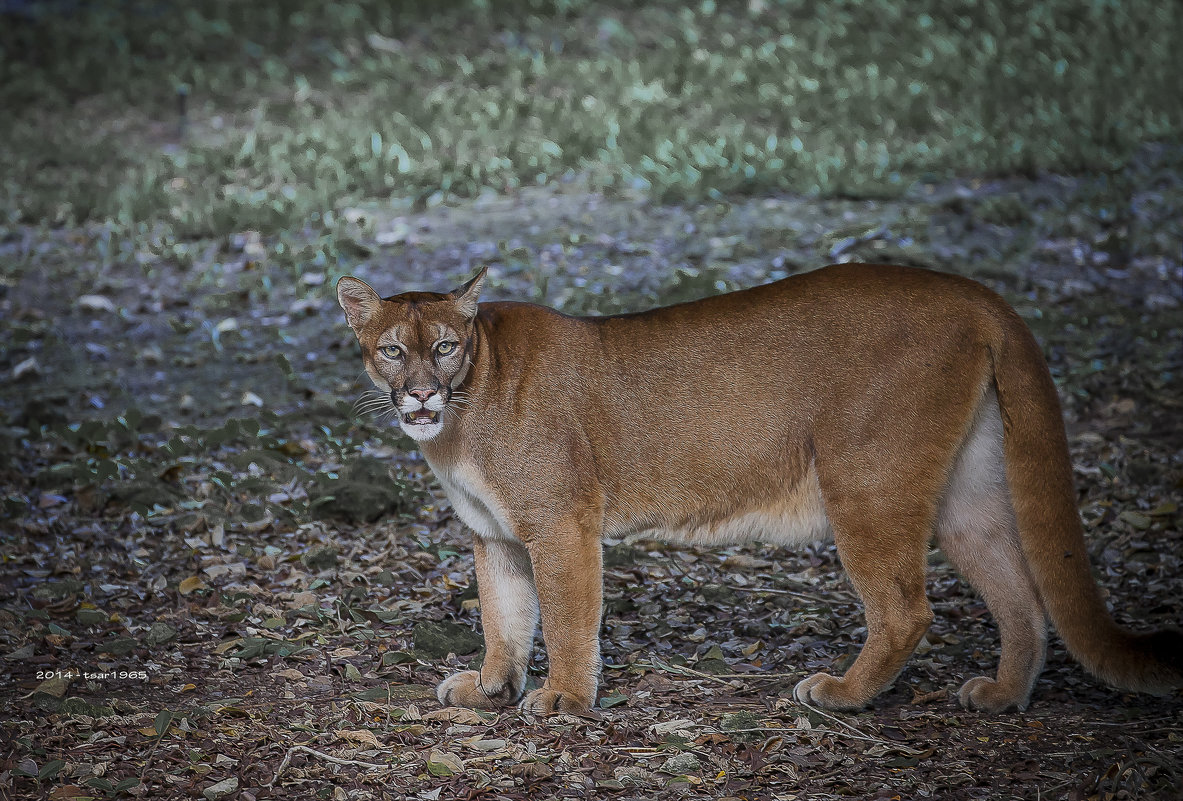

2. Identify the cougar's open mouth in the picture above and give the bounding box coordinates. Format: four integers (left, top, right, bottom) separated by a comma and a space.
403, 409, 440, 425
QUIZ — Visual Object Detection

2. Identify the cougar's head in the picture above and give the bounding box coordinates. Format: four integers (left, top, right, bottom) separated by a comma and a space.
336, 268, 486, 443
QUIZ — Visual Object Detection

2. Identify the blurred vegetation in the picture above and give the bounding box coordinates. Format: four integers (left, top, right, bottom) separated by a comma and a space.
1, 0, 1181, 239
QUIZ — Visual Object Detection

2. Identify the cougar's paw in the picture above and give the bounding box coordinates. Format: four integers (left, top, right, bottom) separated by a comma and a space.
792, 672, 868, 711
957, 676, 1027, 714
518, 687, 592, 715
436, 670, 520, 709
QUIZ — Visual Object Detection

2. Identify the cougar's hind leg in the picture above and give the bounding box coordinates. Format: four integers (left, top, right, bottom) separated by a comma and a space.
935, 401, 1048, 712
794, 494, 935, 710
938, 522, 1047, 712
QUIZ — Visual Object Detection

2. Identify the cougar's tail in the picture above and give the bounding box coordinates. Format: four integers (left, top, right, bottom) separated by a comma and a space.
990, 306, 1183, 694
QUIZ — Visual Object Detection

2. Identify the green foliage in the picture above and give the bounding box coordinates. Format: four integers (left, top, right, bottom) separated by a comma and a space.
2, 0, 1180, 235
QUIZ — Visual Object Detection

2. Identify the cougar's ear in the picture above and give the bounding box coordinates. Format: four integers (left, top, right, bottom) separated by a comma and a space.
451, 265, 488, 321
336, 276, 381, 332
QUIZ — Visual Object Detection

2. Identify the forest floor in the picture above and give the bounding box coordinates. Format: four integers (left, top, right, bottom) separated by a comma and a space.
2, 155, 1182, 800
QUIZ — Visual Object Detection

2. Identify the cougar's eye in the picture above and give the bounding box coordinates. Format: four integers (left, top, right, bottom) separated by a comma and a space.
435, 341, 458, 356
378, 345, 403, 360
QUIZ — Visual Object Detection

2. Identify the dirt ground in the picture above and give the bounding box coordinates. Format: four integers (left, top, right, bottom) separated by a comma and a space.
1, 159, 1182, 800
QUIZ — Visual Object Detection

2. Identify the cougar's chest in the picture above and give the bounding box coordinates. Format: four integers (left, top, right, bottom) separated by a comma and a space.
431, 458, 517, 542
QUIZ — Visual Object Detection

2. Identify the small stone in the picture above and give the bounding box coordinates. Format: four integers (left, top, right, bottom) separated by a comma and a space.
59, 697, 115, 717
302, 546, 339, 571
614, 765, 664, 787
33, 579, 85, 601
203, 777, 238, 800
12, 357, 41, 380
662, 752, 702, 774
76, 608, 108, 626
1145, 293, 1179, 311
412, 621, 481, 658
5, 644, 35, 660
97, 637, 137, 656
78, 295, 117, 313
146, 622, 177, 646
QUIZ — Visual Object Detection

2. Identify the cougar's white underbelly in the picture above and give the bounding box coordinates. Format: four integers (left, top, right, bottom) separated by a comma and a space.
634, 464, 833, 547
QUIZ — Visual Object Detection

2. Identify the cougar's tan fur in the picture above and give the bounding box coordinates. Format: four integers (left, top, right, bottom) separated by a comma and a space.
337, 263, 1182, 715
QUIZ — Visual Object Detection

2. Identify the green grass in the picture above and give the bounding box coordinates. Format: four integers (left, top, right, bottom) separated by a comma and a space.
2, 0, 1181, 238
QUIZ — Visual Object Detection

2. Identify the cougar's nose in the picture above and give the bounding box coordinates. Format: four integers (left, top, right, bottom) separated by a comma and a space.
407, 387, 437, 403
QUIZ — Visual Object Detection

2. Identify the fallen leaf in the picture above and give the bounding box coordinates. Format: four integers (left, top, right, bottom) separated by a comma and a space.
287, 590, 318, 608
741, 639, 764, 656
240, 512, 273, 533
426, 749, 464, 777
273, 668, 305, 681
178, 576, 207, 595
38, 759, 65, 781
599, 693, 629, 708
5, 644, 35, 660
423, 707, 489, 725
910, 687, 949, 705
33, 675, 71, 698
649, 719, 697, 736
335, 729, 381, 748
38, 492, 68, 508
722, 554, 773, 570
154, 710, 174, 736
509, 762, 554, 781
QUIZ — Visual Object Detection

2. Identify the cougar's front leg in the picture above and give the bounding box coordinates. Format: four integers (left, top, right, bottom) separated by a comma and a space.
518, 524, 603, 714
437, 535, 538, 708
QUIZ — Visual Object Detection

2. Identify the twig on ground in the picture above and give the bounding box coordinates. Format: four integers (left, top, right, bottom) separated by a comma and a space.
719, 725, 926, 754
269, 745, 393, 787
649, 657, 734, 685
650, 655, 802, 682
729, 585, 840, 604
781, 700, 929, 756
